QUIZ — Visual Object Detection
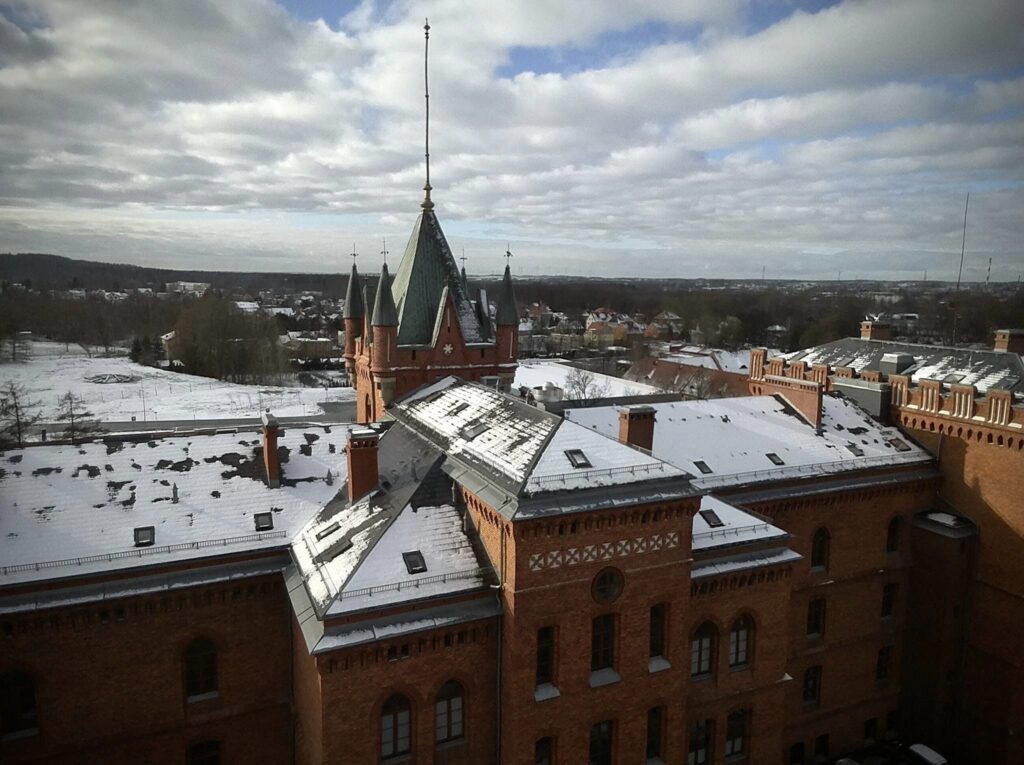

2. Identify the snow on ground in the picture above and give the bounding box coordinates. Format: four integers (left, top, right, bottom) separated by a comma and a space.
514, 359, 659, 398
0, 341, 354, 423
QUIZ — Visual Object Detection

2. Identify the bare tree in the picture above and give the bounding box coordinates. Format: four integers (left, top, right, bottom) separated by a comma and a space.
0, 381, 42, 447
564, 367, 610, 405
56, 392, 105, 444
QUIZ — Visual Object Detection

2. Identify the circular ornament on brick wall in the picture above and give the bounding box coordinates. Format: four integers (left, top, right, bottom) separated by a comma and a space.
591, 567, 624, 604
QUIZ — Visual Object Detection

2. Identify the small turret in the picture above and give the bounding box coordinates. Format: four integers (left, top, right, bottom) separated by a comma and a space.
495, 263, 519, 374
342, 263, 364, 373
371, 263, 398, 328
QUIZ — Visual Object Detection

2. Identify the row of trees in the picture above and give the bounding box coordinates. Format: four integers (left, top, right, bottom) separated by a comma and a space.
0, 383, 104, 447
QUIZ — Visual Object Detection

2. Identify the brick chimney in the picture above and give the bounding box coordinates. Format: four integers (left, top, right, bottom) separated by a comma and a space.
347, 427, 380, 502
618, 405, 656, 452
261, 413, 280, 489
994, 329, 1024, 355
860, 320, 892, 341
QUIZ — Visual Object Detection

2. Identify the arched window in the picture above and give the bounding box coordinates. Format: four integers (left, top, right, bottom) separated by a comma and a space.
435, 681, 464, 744
381, 694, 412, 760
728, 616, 753, 668
0, 671, 37, 737
690, 622, 717, 678
184, 638, 217, 700
811, 528, 830, 570
886, 517, 902, 553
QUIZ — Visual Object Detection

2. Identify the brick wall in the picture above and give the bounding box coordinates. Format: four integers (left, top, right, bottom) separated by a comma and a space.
0, 573, 291, 765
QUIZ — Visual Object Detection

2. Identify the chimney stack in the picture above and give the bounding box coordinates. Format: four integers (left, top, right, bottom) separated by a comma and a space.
262, 413, 280, 489
618, 405, 656, 452
860, 320, 892, 341
347, 427, 380, 502
994, 329, 1024, 355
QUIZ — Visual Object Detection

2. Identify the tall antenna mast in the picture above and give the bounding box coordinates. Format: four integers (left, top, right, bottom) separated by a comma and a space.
422, 19, 433, 211
951, 193, 969, 345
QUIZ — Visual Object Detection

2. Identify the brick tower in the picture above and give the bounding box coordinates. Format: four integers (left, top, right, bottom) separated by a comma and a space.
352, 23, 518, 423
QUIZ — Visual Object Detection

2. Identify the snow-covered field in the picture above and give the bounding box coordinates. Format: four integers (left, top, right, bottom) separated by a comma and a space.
0, 341, 354, 423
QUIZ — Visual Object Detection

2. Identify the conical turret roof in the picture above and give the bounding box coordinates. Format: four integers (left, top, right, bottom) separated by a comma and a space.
342, 263, 364, 319
371, 263, 398, 327
496, 263, 518, 326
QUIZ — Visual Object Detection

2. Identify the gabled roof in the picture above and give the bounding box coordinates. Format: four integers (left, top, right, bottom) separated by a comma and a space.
392, 377, 693, 519
389, 210, 489, 345
785, 337, 1024, 393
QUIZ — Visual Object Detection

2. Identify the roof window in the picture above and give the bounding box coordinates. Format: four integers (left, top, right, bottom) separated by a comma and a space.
698, 509, 725, 528
462, 421, 489, 440
254, 512, 274, 531
565, 449, 592, 469
845, 443, 865, 457
766, 452, 785, 466
693, 460, 713, 475
134, 526, 155, 547
888, 437, 912, 453
403, 551, 427, 575
315, 521, 341, 541
448, 402, 470, 417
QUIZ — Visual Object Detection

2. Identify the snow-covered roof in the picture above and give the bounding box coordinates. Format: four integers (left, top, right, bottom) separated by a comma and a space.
564, 394, 931, 490
514, 360, 659, 398
392, 378, 692, 518
692, 495, 787, 552
0, 426, 349, 586
785, 337, 1024, 393
289, 422, 493, 617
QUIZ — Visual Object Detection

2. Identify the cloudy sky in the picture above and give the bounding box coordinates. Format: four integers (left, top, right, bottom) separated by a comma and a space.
1, 0, 1022, 280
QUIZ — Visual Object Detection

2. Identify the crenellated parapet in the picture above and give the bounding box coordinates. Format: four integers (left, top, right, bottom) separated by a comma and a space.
749, 348, 1024, 450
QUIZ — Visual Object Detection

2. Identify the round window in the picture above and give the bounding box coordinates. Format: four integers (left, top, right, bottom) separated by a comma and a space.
591, 567, 624, 604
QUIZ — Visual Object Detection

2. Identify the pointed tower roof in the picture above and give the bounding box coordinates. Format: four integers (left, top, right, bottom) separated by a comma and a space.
496, 263, 518, 326
389, 211, 486, 344
342, 263, 364, 319
460, 264, 468, 292
371, 263, 398, 327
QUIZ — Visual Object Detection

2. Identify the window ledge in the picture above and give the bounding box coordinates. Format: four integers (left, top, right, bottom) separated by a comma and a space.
186, 691, 219, 704
589, 668, 621, 688
648, 656, 671, 674
534, 682, 561, 702
1, 728, 39, 742
436, 738, 465, 752
729, 663, 750, 673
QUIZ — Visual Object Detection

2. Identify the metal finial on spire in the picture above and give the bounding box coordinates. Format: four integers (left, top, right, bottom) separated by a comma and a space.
351, 243, 358, 263
505, 244, 513, 264
381, 238, 389, 265
460, 248, 468, 268
422, 18, 433, 211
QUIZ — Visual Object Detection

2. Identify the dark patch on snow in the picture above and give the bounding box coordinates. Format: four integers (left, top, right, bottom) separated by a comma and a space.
281, 476, 319, 487
35, 506, 55, 517
121, 491, 136, 508
278, 445, 290, 464
74, 464, 101, 478
155, 457, 197, 472
32, 466, 62, 477
131, 461, 141, 471
147, 440, 158, 448
107, 479, 130, 497
848, 426, 868, 435
304, 433, 320, 444
299, 443, 312, 456
105, 464, 114, 472
105, 441, 125, 455
152, 497, 166, 503
93, 503, 105, 509
211, 490, 221, 498
324, 426, 331, 433
271, 506, 284, 513
158, 479, 170, 486
329, 443, 336, 454
8, 454, 23, 464
78, 449, 86, 455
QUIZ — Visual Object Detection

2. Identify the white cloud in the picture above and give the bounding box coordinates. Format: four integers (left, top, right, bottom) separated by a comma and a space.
0, 0, 1021, 280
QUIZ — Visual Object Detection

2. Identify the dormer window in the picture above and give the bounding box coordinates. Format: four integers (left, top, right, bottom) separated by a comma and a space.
766, 452, 785, 466
402, 551, 427, 574
698, 509, 725, 528
134, 526, 155, 547
693, 460, 713, 475
565, 449, 592, 469
254, 512, 274, 531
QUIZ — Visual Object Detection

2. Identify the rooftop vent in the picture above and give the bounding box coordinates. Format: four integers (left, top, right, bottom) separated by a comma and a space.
402, 551, 427, 575
134, 526, 155, 547
765, 452, 785, 466
698, 509, 725, 528
693, 460, 713, 475
879, 352, 916, 376
565, 449, 592, 469
254, 512, 274, 532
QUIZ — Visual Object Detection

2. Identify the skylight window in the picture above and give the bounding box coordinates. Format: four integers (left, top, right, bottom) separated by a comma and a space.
942, 373, 964, 385
448, 402, 470, 417
693, 460, 713, 475
565, 449, 592, 469
462, 421, 490, 440
845, 443, 865, 457
403, 551, 427, 575
698, 509, 725, 528
766, 452, 786, 466
134, 526, 155, 547
315, 521, 341, 541
888, 437, 912, 453
254, 512, 274, 531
